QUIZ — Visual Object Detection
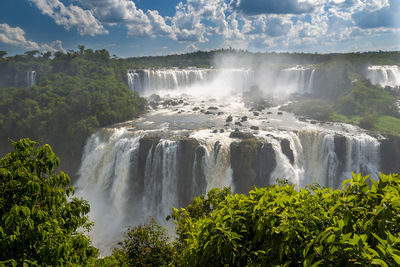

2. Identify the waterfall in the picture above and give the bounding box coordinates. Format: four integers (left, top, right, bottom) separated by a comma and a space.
76, 127, 381, 255
366, 65, 400, 89
26, 70, 36, 87
126, 67, 315, 96
127, 69, 212, 93
275, 66, 315, 95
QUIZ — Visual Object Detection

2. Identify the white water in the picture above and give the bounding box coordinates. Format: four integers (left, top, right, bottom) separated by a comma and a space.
76, 66, 382, 255
26, 70, 36, 87
127, 66, 315, 97
366, 65, 400, 89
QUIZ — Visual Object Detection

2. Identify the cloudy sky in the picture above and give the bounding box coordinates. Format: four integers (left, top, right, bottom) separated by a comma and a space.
0, 0, 399, 57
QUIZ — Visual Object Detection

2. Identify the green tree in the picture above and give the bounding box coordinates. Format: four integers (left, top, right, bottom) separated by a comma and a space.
171, 174, 400, 266
98, 219, 175, 267
0, 139, 98, 266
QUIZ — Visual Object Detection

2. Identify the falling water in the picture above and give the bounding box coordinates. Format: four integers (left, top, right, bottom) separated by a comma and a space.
26, 70, 36, 87
366, 65, 400, 89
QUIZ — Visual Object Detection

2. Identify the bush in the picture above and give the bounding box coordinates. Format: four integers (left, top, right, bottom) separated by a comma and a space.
171, 174, 400, 266
97, 219, 175, 267
0, 139, 98, 266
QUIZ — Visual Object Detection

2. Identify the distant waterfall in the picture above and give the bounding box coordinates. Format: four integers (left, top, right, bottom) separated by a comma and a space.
366, 65, 400, 88
127, 67, 315, 96
76, 127, 380, 254
26, 71, 36, 87
275, 66, 315, 94
127, 69, 211, 92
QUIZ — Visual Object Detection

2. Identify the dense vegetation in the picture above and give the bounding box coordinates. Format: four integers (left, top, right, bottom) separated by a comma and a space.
125, 49, 400, 69
100, 173, 400, 267
0, 47, 146, 179
2, 139, 400, 266
0, 139, 97, 266
282, 78, 400, 134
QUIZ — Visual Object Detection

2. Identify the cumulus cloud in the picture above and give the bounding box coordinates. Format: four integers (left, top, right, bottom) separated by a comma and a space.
29, 0, 108, 36
0, 23, 40, 49
73, 0, 175, 38
352, 0, 399, 29
0, 23, 66, 52
232, 0, 321, 15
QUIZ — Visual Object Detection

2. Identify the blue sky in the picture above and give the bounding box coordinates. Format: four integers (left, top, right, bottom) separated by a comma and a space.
0, 0, 399, 57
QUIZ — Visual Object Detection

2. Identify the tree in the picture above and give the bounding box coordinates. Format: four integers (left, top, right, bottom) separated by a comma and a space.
0, 139, 98, 266
0, 51, 7, 58
98, 219, 175, 267
171, 174, 400, 266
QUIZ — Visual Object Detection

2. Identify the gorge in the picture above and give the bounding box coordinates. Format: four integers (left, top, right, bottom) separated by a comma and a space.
75, 64, 400, 254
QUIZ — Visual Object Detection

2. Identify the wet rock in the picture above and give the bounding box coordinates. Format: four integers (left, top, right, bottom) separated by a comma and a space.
280, 139, 294, 165
183, 102, 189, 106
229, 129, 254, 139
253, 112, 259, 116
380, 134, 400, 174
241, 116, 248, 122
310, 120, 317, 124
171, 101, 179, 106
217, 112, 224, 116
193, 107, 200, 111
333, 134, 347, 188
193, 146, 207, 197
149, 101, 159, 109
200, 109, 205, 113
250, 126, 259, 130
267, 111, 272, 114
220, 129, 225, 133
212, 129, 218, 133
177, 137, 201, 207
149, 94, 161, 102
235, 122, 242, 126
208, 106, 218, 110
224, 124, 230, 127
226, 115, 233, 122
230, 139, 276, 194
205, 111, 213, 115
277, 112, 283, 115
178, 99, 184, 104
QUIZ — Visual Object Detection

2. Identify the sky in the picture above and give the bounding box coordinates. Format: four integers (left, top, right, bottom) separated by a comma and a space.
0, 0, 399, 57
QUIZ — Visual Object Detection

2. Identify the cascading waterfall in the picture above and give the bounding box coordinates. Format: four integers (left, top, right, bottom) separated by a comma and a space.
26, 70, 36, 87
76, 126, 381, 254
75, 64, 389, 255
127, 69, 212, 93
275, 66, 315, 95
366, 65, 400, 89
127, 67, 315, 96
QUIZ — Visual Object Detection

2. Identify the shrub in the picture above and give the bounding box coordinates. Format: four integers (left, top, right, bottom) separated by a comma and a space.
0, 139, 98, 266
171, 174, 400, 266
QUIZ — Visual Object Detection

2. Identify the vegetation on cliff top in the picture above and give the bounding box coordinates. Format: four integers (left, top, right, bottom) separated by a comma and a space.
0, 47, 146, 179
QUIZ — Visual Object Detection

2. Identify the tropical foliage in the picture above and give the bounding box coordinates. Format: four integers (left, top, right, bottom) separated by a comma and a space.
0, 139, 98, 266
0, 47, 146, 178
170, 174, 400, 266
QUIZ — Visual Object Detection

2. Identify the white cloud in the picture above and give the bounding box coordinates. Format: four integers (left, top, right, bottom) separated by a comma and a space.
40, 40, 67, 53
29, 0, 108, 36
0, 23, 40, 49
0, 23, 66, 52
